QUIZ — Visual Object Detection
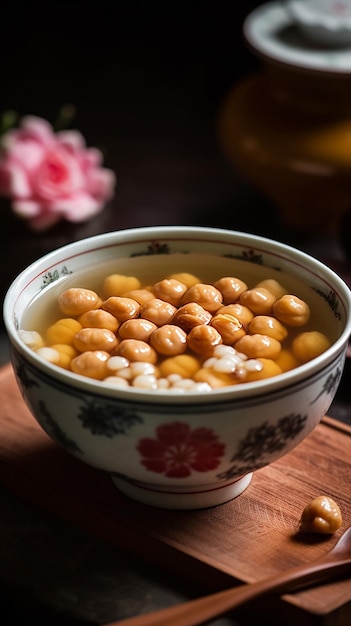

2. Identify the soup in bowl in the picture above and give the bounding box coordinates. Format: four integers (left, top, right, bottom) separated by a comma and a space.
3, 226, 351, 509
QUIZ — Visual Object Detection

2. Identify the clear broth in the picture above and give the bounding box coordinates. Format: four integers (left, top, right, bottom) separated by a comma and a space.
21, 253, 339, 351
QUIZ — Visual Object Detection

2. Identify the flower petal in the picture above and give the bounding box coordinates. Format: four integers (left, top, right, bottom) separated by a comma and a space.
20, 116, 55, 144
56, 130, 86, 151
0, 162, 31, 197
50, 192, 103, 222
6, 140, 45, 172
12, 199, 43, 217
86, 168, 116, 199
33, 147, 84, 200
80, 147, 104, 168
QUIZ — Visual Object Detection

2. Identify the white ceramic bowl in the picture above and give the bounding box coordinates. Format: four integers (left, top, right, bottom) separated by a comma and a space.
3, 226, 351, 509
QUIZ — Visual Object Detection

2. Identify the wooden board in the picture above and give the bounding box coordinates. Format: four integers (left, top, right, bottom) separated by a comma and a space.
1, 362, 351, 625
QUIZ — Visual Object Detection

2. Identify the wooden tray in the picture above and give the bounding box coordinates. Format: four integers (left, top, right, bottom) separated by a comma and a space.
1, 362, 351, 625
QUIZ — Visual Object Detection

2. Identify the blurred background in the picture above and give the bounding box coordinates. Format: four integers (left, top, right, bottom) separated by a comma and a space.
0, 1, 284, 292
1, 4, 351, 625
2, 1, 350, 289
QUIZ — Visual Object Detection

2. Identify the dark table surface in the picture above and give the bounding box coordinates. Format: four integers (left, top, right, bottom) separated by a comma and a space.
1, 3, 351, 625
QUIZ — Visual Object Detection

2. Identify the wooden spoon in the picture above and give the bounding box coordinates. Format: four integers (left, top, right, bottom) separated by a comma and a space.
103, 526, 351, 626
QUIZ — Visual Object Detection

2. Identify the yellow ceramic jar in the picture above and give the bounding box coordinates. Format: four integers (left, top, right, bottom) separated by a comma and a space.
218, 0, 351, 234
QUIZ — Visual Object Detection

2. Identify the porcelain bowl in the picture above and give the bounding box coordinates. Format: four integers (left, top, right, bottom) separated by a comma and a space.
3, 226, 351, 509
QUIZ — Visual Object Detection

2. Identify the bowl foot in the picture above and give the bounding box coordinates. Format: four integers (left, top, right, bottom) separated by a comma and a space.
111, 473, 253, 510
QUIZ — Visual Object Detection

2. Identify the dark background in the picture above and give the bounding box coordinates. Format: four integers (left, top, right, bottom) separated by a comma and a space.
0, 1, 269, 238
1, 4, 351, 626
0, 3, 261, 129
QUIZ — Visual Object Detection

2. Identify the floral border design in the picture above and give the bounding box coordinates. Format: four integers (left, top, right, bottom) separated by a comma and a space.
76, 398, 143, 436
217, 412, 307, 481
314, 287, 342, 320
40, 265, 72, 290
130, 241, 172, 256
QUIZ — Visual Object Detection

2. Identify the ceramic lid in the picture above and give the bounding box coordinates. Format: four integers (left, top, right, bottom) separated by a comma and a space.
243, 0, 351, 73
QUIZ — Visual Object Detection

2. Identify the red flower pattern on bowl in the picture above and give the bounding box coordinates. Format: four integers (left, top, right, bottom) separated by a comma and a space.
136, 422, 226, 478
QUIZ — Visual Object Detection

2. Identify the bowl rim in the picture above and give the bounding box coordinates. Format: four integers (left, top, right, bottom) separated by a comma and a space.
3, 225, 351, 403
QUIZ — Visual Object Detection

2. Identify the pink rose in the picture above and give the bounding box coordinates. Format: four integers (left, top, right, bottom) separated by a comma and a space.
0, 115, 116, 231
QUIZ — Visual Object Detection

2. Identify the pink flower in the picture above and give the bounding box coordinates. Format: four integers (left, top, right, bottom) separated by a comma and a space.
137, 422, 226, 478
0, 115, 116, 231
